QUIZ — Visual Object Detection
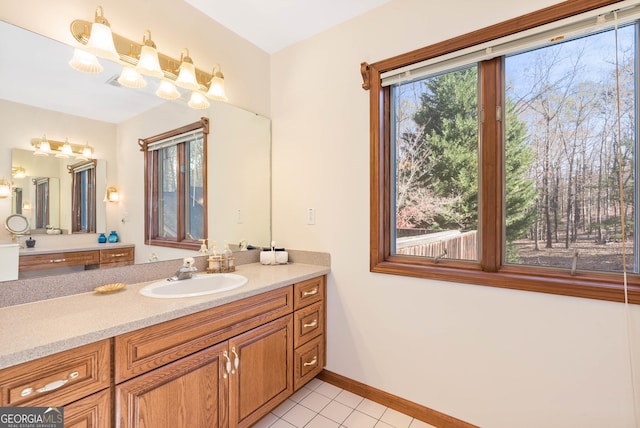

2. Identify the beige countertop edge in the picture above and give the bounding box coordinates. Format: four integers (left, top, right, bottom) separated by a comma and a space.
0, 263, 330, 369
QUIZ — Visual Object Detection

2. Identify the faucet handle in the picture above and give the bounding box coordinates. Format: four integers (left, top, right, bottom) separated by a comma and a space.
183, 257, 195, 267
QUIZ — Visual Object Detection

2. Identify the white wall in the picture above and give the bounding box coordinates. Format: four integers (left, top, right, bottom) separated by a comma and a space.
271, 0, 640, 426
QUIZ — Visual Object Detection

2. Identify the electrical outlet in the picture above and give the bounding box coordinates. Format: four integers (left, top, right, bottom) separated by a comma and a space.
307, 208, 316, 225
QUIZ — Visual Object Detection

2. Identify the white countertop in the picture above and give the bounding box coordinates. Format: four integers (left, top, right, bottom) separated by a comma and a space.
0, 262, 329, 369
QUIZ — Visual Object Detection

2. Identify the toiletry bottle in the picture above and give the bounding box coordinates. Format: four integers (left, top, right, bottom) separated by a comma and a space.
223, 241, 233, 271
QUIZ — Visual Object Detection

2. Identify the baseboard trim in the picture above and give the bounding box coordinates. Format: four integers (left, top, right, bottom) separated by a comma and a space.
317, 370, 478, 428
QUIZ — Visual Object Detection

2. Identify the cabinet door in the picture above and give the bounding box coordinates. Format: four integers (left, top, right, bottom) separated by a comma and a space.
64, 389, 110, 428
116, 342, 228, 428
228, 315, 293, 428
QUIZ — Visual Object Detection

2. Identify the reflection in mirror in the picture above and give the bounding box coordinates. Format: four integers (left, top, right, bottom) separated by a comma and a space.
0, 19, 271, 281
11, 149, 106, 235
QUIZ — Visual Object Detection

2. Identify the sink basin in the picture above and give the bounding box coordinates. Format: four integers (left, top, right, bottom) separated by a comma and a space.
139, 273, 248, 298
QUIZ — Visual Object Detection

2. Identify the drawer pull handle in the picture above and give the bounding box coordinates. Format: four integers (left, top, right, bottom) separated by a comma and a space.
24, 371, 80, 396
223, 351, 232, 378
302, 288, 318, 297
231, 347, 240, 374
50, 258, 66, 263
303, 319, 318, 328
303, 356, 318, 367
111, 253, 127, 258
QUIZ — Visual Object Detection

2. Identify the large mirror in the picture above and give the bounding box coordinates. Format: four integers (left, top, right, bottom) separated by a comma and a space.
0, 19, 271, 278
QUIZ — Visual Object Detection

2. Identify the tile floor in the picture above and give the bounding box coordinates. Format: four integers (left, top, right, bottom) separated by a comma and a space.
253, 378, 436, 428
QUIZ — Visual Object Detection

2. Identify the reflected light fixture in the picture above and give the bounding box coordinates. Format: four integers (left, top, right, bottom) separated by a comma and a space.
84, 6, 120, 61
118, 64, 147, 88
156, 79, 181, 100
105, 186, 120, 202
206, 64, 227, 101
188, 91, 210, 109
0, 178, 11, 199
31, 137, 94, 159
11, 167, 26, 179
22, 202, 32, 211
175, 49, 200, 90
69, 7, 229, 107
68, 48, 103, 74
135, 30, 163, 78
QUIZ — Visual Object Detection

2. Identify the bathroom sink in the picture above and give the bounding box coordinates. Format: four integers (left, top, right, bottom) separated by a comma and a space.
139, 273, 248, 298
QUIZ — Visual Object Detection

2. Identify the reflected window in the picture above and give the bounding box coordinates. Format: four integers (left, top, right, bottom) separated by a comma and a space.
33, 177, 49, 229
69, 160, 97, 233
141, 118, 208, 250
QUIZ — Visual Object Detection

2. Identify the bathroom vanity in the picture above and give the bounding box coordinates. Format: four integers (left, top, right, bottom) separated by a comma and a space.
18, 243, 135, 273
0, 262, 328, 428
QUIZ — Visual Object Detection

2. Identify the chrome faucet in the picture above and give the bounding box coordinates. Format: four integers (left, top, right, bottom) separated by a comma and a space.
168, 257, 198, 281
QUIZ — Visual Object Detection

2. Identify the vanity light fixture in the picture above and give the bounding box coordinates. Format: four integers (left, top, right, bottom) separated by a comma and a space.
22, 202, 32, 210
175, 49, 200, 90
135, 30, 163, 78
84, 6, 120, 62
206, 65, 227, 101
69, 7, 228, 108
34, 135, 51, 156
0, 178, 11, 199
31, 137, 94, 159
105, 186, 120, 202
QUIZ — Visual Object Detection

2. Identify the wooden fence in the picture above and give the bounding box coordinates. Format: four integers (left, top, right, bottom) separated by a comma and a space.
396, 230, 477, 260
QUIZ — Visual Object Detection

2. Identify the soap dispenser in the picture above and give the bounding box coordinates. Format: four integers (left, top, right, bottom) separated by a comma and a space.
223, 241, 234, 272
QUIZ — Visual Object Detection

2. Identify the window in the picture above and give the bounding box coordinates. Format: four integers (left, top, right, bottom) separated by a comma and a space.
69, 160, 96, 233
33, 177, 50, 229
365, 0, 640, 304
140, 118, 208, 250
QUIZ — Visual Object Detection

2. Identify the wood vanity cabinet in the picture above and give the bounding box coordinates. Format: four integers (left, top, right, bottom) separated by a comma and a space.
0, 339, 111, 428
19, 250, 100, 271
99, 246, 135, 268
18, 245, 134, 272
293, 276, 326, 390
0, 274, 326, 428
114, 286, 296, 428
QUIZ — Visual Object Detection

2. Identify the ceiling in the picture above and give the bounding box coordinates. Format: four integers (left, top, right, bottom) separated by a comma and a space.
0, 1, 393, 124
185, 0, 393, 53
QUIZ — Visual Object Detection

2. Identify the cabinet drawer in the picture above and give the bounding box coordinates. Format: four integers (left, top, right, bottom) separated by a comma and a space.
99, 247, 134, 264
293, 276, 325, 310
19, 250, 100, 272
115, 286, 293, 383
294, 301, 324, 348
64, 388, 111, 428
0, 339, 111, 407
294, 335, 325, 391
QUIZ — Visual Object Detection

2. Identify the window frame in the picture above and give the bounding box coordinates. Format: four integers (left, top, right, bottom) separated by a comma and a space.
365, 0, 640, 304
140, 118, 209, 251
69, 159, 97, 233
